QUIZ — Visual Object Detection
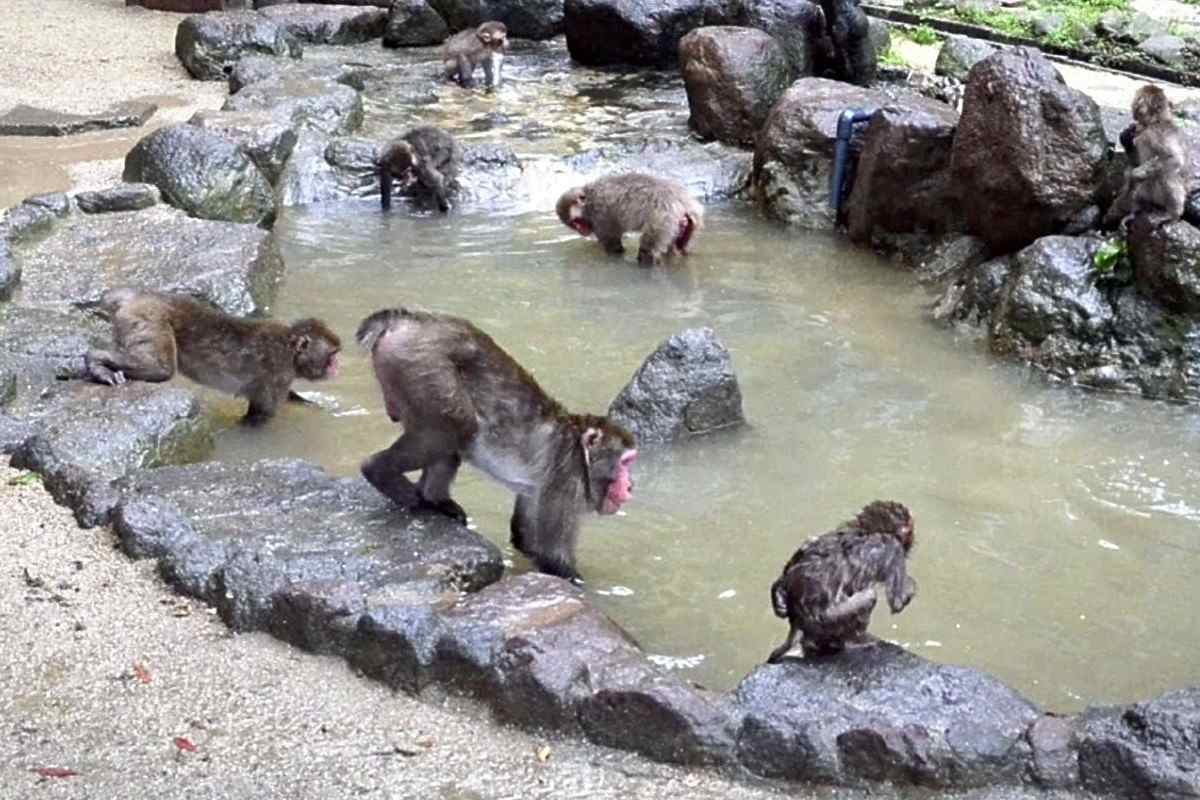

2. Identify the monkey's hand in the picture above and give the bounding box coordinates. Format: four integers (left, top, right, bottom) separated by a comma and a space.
91, 367, 126, 386
889, 576, 916, 613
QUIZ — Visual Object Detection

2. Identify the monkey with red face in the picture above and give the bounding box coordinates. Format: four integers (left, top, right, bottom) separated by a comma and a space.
357, 307, 637, 583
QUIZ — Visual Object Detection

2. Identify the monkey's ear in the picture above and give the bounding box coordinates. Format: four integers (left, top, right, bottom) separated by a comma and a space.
294, 334, 311, 353
581, 427, 603, 451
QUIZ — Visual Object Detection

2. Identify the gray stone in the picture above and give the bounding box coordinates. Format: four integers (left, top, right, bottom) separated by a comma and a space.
1128, 218, 1200, 313
223, 74, 363, 136
430, 0, 564, 40
383, 0, 450, 47
0, 101, 157, 137
915, 234, 989, 285
175, 11, 301, 81
608, 327, 744, 444
1028, 715, 1080, 789
110, 458, 504, 631
1139, 34, 1188, 66
1, 192, 72, 244
228, 54, 287, 93
736, 0, 824, 77
11, 204, 283, 316
679, 27, 793, 148
1187, 190, 1200, 228
1125, 11, 1171, 43
565, 0, 717, 67
0, 240, 16, 302
258, 3, 388, 44
123, 124, 276, 226
996, 235, 1112, 345
75, 183, 160, 214
1095, 9, 1129, 40
189, 109, 299, 184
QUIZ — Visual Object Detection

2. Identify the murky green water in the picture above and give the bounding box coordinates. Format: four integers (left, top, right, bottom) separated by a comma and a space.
211, 200, 1200, 711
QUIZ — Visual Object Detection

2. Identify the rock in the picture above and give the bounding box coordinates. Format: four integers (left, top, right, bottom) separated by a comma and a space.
1128, 218, 1200, 313
956, 0, 997, 14
0, 192, 71, 245
752, 78, 931, 228
128, 0, 250, 9
846, 100, 963, 244
1187, 190, 1200, 228
0, 305, 110, 422
10, 383, 211, 527
228, 54, 287, 93
608, 327, 744, 443
1028, 715, 1080, 789
950, 47, 1107, 254
565, 0, 714, 67
1125, 11, 1171, 44
679, 27, 792, 147
223, 74, 364, 136
1095, 10, 1129, 40
383, 0, 450, 47
736, 0, 823, 76
123, 124, 276, 226
0, 240, 16, 301
189, 109, 299, 184
112, 459, 501, 633
1031, 12, 1064, 37
175, 11, 301, 81
11, 204, 283, 316
915, 235, 989, 285
428, 0, 565, 40
0, 101, 157, 137
994, 235, 1112, 346
75, 183, 160, 214
258, 3, 388, 44
936, 36, 1001, 77
1139, 34, 1188, 66
733, 643, 1041, 786
1078, 688, 1200, 797
273, 131, 375, 206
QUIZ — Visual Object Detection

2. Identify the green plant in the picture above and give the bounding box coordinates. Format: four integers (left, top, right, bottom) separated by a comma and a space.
6, 471, 42, 487
955, 6, 1032, 37
1091, 237, 1133, 285
907, 23, 941, 44
879, 42, 909, 67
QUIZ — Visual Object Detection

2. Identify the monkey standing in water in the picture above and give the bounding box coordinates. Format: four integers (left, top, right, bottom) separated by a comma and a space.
379, 126, 462, 212
768, 500, 917, 662
443, 21, 508, 90
1105, 84, 1192, 231
84, 289, 340, 426
556, 172, 704, 265
356, 307, 637, 583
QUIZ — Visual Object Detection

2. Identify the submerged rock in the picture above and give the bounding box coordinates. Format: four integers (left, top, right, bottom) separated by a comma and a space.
608, 327, 744, 444
175, 11, 302, 81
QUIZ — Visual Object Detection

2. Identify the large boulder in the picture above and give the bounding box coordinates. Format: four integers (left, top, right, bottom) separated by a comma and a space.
679, 27, 793, 147
189, 109, 299, 184
123, 124, 276, 226
846, 100, 963, 244
1128, 218, 1200, 313
735, 0, 822, 77
733, 643, 1041, 786
429, 0, 565, 39
257, 3, 388, 44
175, 11, 301, 81
565, 0, 719, 67
949, 47, 1108, 255
383, 0, 450, 46
933, 35, 999, 81
608, 327, 744, 443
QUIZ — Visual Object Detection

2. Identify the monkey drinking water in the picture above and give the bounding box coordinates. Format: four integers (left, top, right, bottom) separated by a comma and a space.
556, 172, 704, 265
84, 289, 340, 425
1105, 84, 1191, 231
379, 126, 462, 212
356, 307, 637, 583
768, 500, 916, 662
443, 21, 507, 90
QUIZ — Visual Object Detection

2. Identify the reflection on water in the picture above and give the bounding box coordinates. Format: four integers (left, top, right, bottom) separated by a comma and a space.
212, 202, 1200, 710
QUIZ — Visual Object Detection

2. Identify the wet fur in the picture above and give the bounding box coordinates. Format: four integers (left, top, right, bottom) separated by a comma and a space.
443, 21, 507, 90
1106, 85, 1191, 230
379, 126, 462, 212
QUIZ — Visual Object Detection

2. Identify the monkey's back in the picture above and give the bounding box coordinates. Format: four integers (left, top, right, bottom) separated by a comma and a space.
585, 173, 704, 230
778, 528, 903, 623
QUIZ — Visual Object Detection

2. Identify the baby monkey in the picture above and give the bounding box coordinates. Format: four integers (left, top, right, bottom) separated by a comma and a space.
443, 21, 508, 90
556, 172, 704, 265
1105, 84, 1191, 230
768, 500, 917, 662
84, 288, 340, 425
379, 126, 462, 212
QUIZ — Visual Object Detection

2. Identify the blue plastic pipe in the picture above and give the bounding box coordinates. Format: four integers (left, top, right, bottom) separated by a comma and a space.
829, 108, 875, 212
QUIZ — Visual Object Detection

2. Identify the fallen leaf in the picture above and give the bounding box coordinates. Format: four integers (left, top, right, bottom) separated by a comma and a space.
536, 745, 551, 762
33, 767, 77, 779
133, 662, 152, 684
173, 736, 197, 753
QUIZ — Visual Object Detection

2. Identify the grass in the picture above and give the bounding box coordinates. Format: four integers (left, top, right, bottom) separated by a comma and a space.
879, 23, 943, 68
907, 23, 942, 44
953, 0, 1133, 48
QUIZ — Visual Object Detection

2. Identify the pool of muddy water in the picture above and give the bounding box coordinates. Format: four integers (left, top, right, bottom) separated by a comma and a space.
210, 200, 1200, 711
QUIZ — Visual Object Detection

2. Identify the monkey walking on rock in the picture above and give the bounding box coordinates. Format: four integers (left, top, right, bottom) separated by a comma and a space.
768, 500, 917, 662
357, 306, 637, 583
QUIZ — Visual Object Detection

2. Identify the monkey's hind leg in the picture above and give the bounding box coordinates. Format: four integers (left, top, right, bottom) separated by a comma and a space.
455, 54, 475, 88
522, 483, 584, 583
414, 161, 450, 213
636, 224, 672, 266
767, 622, 803, 664
84, 316, 177, 386
417, 453, 467, 524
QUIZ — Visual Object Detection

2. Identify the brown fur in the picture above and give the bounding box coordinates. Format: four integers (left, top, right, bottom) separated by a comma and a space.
84, 288, 340, 425
1105, 84, 1191, 230
379, 126, 462, 212
443, 21, 507, 89
768, 500, 916, 661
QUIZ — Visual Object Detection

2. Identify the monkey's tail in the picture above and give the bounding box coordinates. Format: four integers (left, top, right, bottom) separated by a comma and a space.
356, 308, 405, 352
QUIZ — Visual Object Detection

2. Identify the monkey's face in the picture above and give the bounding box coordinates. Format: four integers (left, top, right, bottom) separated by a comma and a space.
556, 188, 591, 236
477, 22, 508, 52
1132, 85, 1171, 126
582, 425, 637, 515
291, 320, 342, 381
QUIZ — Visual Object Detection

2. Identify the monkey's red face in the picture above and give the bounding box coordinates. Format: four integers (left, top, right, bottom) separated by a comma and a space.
323, 351, 339, 379
600, 449, 637, 515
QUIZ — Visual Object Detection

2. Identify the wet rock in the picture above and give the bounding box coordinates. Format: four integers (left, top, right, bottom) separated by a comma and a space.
752, 78, 929, 229
1078, 688, 1200, 797
111, 459, 503, 631
123, 124, 276, 227
429, 0, 565, 40
456, 143, 526, 207
223, 74, 364, 136
0, 304, 108, 406
846, 100, 962, 244
12, 204, 283, 316
383, 0, 450, 47
733, 643, 1040, 786
993, 235, 1112, 346
1128, 218, 1200, 313
679, 27, 793, 148
736, 0, 823, 76
75, 183, 160, 214
950, 48, 1107, 255
1139, 35, 1188, 66
0, 101, 157, 137
608, 327, 744, 444
189, 109, 299, 184
0, 240, 16, 302
933, 36, 998, 81
567, 138, 750, 204
175, 11, 302, 81
1, 192, 72, 244
128, 0, 250, 9
1187, 191, 1200, 228
229, 55, 286, 93
258, 3, 388, 44
1028, 715, 1080, 789
10, 383, 211, 527
914, 234, 989, 285
564, 0, 717, 67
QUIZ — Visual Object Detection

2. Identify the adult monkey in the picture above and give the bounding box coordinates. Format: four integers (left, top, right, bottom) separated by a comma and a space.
1105, 84, 1191, 230
357, 307, 637, 583
443, 21, 508, 90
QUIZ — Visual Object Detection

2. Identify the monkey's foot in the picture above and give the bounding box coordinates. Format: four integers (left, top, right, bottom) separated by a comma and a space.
534, 557, 582, 584
766, 643, 796, 664
419, 497, 468, 525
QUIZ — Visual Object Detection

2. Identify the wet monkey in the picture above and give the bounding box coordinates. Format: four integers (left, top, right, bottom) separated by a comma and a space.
443, 21, 508, 90
379, 126, 462, 212
356, 307, 637, 583
84, 289, 340, 425
768, 500, 917, 662
1105, 84, 1191, 230
556, 172, 704, 265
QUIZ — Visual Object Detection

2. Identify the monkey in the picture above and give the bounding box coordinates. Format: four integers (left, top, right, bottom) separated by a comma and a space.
555, 172, 704, 266
379, 126, 462, 212
356, 307, 637, 583
815, 0, 874, 85
84, 288, 340, 426
442, 21, 508, 90
767, 500, 916, 662
1104, 84, 1191, 231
